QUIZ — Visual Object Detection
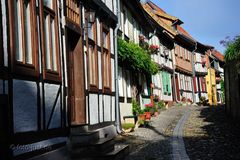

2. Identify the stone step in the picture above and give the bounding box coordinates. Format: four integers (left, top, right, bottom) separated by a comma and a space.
70, 131, 99, 144
71, 136, 115, 156
72, 144, 129, 160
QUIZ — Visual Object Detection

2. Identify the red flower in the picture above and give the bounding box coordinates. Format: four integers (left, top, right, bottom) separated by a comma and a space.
145, 103, 154, 107
149, 45, 159, 50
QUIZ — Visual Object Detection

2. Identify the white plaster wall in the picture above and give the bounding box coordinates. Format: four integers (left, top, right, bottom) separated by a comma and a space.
120, 103, 132, 121
104, 95, 111, 121
111, 96, 115, 121
118, 67, 124, 97
195, 93, 200, 103
110, 28, 114, 54
13, 80, 38, 133
86, 96, 89, 124
89, 94, 99, 124
44, 83, 61, 129
97, 18, 101, 46
126, 70, 131, 98
106, 0, 113, 11
99, 94, 103, 122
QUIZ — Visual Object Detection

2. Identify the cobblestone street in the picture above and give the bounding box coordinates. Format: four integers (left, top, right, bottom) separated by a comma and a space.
184, 105, 240, 160
115, 106, 189, 160
116, 105, 240, 160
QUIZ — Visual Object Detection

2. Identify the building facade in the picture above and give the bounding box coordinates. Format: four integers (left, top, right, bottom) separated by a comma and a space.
0, 0, 124, 159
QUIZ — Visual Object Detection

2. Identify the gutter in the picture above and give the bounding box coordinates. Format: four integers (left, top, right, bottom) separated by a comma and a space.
114, 0, 122, 134
191, 42, 197, 103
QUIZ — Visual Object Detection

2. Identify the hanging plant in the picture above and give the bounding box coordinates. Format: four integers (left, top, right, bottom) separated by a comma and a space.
118, 38, 158, 75
149, 45, 159, 54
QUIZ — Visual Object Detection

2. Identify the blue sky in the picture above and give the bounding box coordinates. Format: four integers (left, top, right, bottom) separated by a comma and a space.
151, 0, 240, 54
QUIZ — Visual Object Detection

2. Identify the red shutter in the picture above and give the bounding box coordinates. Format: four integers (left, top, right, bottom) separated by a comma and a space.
193, 77, 197, 92
202, 78, 206, 92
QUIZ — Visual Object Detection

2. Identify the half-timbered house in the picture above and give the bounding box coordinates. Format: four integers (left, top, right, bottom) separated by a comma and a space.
0, 0, 128, 159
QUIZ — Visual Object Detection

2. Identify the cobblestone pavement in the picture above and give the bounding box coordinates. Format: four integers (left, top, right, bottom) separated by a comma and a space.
115, 106, 190, 160
184, 105, 240, 160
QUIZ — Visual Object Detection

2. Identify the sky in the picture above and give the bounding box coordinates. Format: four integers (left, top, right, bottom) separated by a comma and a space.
151, 0, 240, 54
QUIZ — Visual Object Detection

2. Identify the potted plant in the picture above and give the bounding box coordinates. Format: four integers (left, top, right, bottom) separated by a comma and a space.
149, 44, 159, 54
145, 102, 155, 115
157, 100, 165, 112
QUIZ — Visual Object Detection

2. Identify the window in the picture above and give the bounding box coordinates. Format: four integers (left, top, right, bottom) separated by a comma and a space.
86, 14, 98, 90
0, 2, 3, 67
42, 0, 61, 81
201, 77, 206, 92
9, 0, 38, 76
162, 72, 171, 95
66, 0, 80, 25
180, 74, 184, 89
102, 25, 111, 93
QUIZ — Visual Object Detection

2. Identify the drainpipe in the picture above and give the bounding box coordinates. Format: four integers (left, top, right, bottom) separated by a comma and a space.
172, 43, 180, 103
191, 42, 197, 103
114, 0, 122, 134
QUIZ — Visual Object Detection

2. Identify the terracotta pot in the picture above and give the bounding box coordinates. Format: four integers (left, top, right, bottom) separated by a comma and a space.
154, 111, 159, 116
145, 112, 151, 120
138, 114, 146, 121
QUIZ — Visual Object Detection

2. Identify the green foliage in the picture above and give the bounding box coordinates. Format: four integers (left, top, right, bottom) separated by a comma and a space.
122, 123, 135, 130
132, 99, 144, 115
157, 100, 165, 109
220, 79, 225, 102
118, 38, 159, 75
224, 36, 240, 61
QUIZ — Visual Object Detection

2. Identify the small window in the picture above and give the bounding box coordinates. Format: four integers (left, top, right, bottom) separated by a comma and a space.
42, 0, 61, 81
9, 0, 39, 76
86, 10, 98, 91
102, 25, 111, 93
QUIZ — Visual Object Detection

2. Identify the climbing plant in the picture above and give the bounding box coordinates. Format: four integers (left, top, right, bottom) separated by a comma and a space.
118, 38, 159, 75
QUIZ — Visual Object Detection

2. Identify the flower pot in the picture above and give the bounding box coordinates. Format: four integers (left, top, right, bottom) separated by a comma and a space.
154, 111, 159, 117
145, 112, 151, 120
138, 114, 146, 121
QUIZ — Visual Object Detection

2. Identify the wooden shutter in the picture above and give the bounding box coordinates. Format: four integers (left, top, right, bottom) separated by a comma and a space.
193, 77, 197, 93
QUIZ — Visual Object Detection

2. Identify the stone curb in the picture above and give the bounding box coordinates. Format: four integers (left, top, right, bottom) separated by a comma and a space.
172, 110, 190, 160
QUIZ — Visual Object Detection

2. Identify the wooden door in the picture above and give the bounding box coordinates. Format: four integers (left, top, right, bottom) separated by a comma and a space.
67, 29, 86, 125
175, 75, 180, 101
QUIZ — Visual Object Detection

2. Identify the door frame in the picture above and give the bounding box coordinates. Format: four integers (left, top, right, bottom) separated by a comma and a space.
66, 26, 86, 125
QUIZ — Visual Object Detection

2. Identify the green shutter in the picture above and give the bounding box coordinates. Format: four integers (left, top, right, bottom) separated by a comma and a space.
162, 72, 167, 95
167, 74, 171, 95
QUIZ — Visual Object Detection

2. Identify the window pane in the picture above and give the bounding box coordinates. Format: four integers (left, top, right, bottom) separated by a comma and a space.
103, 32, 107, 48
44, 14, 51, 70
88, 23, 93, 39
89, 45, 94, 84
14, 0, 23, 62
24, 0, 32, 64
51, 17, 57, 71
44, 0, 52, 9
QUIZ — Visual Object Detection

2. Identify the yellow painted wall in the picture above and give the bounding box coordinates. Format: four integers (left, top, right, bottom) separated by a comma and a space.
206, 68, 217, 105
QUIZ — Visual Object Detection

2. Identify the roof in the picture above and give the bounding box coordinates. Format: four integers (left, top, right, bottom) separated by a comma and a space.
212, 50, 224, 62
176, 25, 195, 41
142, 3, 177, 36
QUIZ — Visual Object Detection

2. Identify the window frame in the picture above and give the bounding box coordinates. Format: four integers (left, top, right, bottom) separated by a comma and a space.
8, 0, 39, 77
0, 2, 3, 68
41, 0, 61, 82
85, 12, 98, 92
101, 23, 111, 94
